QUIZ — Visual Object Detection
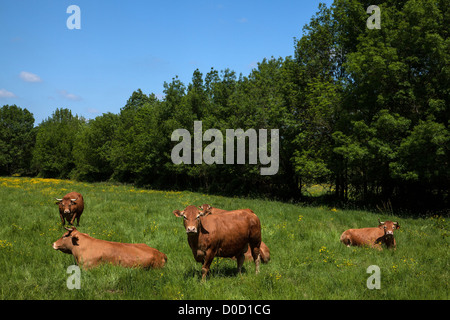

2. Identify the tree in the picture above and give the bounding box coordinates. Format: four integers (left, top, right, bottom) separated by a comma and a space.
0, 105, 35, 175
391, 119, 449, 202
32, 108, 83, 178
110, 89, 161, 183
72, 112, 119, 181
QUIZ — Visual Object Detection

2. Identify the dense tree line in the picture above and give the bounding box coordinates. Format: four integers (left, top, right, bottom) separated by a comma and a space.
1, 0, 448, 213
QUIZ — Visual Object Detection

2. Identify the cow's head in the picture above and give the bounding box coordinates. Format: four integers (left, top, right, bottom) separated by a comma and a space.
198, 204, 212, 212
55, 197, 78, 214
378, 220, 400, 238
173, 205, 211, 234
52, 227, 80, 254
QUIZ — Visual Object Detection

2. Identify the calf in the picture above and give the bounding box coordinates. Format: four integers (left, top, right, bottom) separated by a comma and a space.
173, 205, 261, 280
340, 220, 400, 250
55, 191, 84, 226
52, 227, 167, 269
199, 204, 270, 263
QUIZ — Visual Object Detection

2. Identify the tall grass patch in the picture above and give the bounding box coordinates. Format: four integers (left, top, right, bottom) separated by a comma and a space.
0, 177, 448, 299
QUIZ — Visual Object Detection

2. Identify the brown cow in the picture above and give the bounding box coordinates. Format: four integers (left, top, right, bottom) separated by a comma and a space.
52, 227, 167, 269
199, 204, 270, 263
173, 205, 261, 280
340, 220, 400, 250
55, 191, 84, 226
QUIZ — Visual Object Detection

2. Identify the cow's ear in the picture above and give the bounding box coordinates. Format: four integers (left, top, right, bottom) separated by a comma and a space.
64, 226, 74, 232
394, 222, 400, 229
71, 236, 79, 246
200, 207, 211, 216
55, 198, 62, 205
173, 210, 182, 217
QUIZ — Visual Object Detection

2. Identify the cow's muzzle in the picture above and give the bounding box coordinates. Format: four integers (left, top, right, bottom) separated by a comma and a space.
186, 226, 197, 234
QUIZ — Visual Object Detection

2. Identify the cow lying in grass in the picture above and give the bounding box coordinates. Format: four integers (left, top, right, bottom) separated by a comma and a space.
340, 220, 400, 250
53, 227, 167, 269
199, 204, 270, 263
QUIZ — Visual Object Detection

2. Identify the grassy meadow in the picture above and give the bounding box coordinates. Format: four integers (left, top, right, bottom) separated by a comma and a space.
0, 177, 448, 300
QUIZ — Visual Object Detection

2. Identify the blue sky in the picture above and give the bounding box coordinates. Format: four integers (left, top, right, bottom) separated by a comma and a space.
0, 0, 333, 125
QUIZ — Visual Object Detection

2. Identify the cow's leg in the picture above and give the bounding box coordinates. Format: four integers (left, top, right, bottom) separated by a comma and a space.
250, 244, 261, 274
60, 213, 65, 226
76, 215, 80, 226
201, 250, 215, 281
70, 213, 77, 226
236, 253, 245, 275
254, 253, 261, 274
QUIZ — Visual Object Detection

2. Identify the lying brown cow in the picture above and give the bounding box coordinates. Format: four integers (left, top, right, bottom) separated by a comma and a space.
53, 227, 167, 269
173, 205, 262, 280
340, 220, 400, 250
55, 191, 84, 226
199, 204, 270, 263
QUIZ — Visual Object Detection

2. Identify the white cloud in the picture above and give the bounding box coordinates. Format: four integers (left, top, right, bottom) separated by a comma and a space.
58, 90, 82, 101
0, 89, 17, 98
87, 108, 99, 115
20, 71, 42, 83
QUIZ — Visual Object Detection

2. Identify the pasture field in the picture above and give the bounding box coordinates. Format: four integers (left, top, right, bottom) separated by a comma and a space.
0, 177, 448, 300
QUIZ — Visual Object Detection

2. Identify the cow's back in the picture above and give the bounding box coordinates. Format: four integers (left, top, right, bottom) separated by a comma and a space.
341, 227, 383, 247
69, 192, 84, 213
200, 210, 261, 258
72, 234, 166, 269
209, 207, 227, 214
209, 207, 268, 262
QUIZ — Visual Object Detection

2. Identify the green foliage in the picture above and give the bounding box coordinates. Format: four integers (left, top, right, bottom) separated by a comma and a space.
0, 105, 35, 175
2, 0, 449, 212
73, 112, 119, 181
32, 108, 83, 178
391, 119, 449, 186
294, 0, 449, 208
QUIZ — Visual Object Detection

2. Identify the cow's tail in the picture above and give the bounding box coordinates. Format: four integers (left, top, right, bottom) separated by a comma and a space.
248, 215, 262, 273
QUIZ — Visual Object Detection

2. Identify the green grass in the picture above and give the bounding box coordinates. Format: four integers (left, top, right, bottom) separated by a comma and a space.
0, 177, 448, 300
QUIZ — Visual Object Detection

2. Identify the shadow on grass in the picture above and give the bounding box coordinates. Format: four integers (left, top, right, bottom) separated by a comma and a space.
183, 264, 248, 281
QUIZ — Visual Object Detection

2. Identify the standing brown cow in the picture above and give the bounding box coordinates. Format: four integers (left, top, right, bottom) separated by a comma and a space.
55, 191, 84, 226
340, 220, 400, 250
199, 204, 270, 263
52, 227, 167, 269
173, 205, 262, 281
